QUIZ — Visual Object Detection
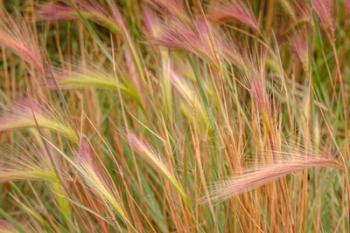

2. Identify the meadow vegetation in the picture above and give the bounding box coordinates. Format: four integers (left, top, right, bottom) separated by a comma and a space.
0, 0, 349, 232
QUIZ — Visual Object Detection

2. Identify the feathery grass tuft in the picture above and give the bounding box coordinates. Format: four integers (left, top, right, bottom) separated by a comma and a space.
208, 0, 260, 32
204, 154, 341, 203
126, 132, 188, 204
0, 100, 78, 143
0, 15, 44, 73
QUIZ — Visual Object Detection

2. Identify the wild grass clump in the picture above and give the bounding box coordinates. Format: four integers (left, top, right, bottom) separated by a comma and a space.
0, 0, 349, 232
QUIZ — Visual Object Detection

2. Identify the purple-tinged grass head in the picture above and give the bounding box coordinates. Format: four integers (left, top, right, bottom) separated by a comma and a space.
289, 30, 309, 70
249, 71, 271, 117
39, 4, 76, 21
208, 0, 260, 32
0, 219, 12, 231
143, 8, 162, 38
0, 15, 44, 73
39, 1, 119, 34
146, 0, 188, 22
312, 0, 335, 39
150, 16, 243, 67
203, 154, 340, 203
346, 0, 350, 13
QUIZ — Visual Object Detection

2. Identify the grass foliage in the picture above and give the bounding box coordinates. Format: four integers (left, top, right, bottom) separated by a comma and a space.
0, 0, 349, 232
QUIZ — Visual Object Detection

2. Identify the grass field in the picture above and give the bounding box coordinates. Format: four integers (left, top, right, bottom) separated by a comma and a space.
0, 0, 349, 232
